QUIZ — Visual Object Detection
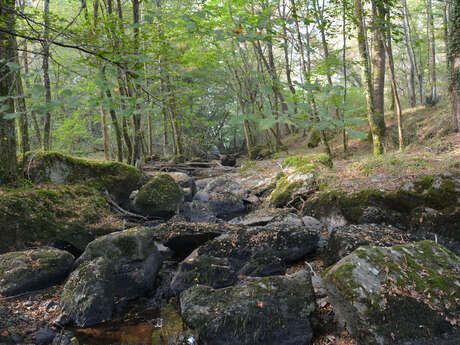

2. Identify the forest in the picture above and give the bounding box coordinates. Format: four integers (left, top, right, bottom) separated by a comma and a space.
0, 0, 459, 345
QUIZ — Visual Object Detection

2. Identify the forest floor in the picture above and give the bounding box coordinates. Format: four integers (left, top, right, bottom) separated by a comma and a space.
239, 101, 460, 192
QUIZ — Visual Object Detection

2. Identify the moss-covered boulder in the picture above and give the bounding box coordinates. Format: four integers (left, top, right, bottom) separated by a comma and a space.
229, 208, 304, 227
21, 152, 140, 203
303, 174, 460, 243
324, 241, 459, 345
170, 225, 318, 294
0, 248, 74, 296
132, 174, 183, 217
60, 257, 114, 328
61, 227, 165, 327
180, 270, 315, 345
322, 224, 420, 267
0, 185, 123, 254
269, 154, 332, 208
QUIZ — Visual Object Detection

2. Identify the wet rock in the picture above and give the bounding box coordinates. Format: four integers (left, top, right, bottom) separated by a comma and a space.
132, 174, 184, 217
180, 270, 315, 345
0, 248, 74, 296
61, 227, 164, 327
171, 225, 318, 294
153, 222, 239, 258
21, 152, 140, 204
51, 331, 79, 345
34, 328, 56, 345
324, 241, 459, 345
322, 224, 420, 267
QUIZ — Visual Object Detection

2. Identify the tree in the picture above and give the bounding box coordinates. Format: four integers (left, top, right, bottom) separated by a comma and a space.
450, 0, 460, 131
0, 0, 17, 181
42, 0, 52, 151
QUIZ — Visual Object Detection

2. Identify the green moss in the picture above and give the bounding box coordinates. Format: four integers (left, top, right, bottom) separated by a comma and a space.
134, 174, 183, 216
0, 184, 122, 254
282, 154, 332, 173
21, 151, 140, 202
269, 176, 302, 207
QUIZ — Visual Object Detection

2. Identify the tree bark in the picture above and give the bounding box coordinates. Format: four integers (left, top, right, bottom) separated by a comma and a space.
402, 0, 417, 107
42, 0, 52, 151
13, 38, 29, 155
426, 0, 437, 104
0, 0, 17, 181
450, 0, 460, 131
353, 0, 384, 156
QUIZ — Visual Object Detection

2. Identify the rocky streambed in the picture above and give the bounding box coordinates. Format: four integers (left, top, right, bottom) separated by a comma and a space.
1, 152, 459, 345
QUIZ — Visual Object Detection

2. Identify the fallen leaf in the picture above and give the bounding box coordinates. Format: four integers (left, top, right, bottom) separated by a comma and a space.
257, 301, 264, 308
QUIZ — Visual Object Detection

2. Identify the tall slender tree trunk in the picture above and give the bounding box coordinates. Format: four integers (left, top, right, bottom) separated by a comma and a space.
385, 11, 404, 151
342, 0, 348, 152
131, 0, 142, 165
42, 0, 52, 151
442, 0, 450, 73
13, 38, 29, 155
353, 0, 384, 156
23, 45, 42, 147
450, 0, 460, 131
0, 0, 17, 181
426, 0, 437, 104
99, 95, 110, 160
370, 0, 386, 137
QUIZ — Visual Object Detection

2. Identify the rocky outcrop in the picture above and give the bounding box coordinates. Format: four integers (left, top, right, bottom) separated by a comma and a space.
0, 248, 74, 296
132, 174, 184, 217
0, 185, 123, 254
171, 225, 319, 294
180, 271, 316, 345
324, 241, 459, 345
229, 208, 303, 227
61, 227, 165, 327
21, 152, 140, 203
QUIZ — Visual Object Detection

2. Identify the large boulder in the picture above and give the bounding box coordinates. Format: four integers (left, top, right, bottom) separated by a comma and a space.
21, 152, 140, 203
322, 224, 420, 267
324, 241, 459, 345
0, 185, 123, 254
0, 248, 74, 296
180, 271, 316, 345
132, 174, 184, 217
171, 225, 319, 294
229, 208, 303, 227
153, 222, 239, 258
167, 172, 197, 202
61, 227, 165, 327
60, 257, 114, 328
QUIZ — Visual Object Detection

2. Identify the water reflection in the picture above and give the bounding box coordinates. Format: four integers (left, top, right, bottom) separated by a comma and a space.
73, 304, 196, 345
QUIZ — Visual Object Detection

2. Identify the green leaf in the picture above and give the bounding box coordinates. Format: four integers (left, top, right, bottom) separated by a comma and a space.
345, 128, 368, 139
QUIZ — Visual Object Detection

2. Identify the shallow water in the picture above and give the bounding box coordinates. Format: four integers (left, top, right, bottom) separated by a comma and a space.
72, 304, 196, 345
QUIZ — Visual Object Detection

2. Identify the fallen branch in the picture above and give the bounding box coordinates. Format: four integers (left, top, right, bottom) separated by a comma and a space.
103, 191, 155, 221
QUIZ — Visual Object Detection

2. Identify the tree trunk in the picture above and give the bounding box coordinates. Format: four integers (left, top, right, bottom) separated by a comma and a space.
450, 0, 460, 131
342, 0, 348, 152
42, 0, 52, 151
402, 0, 417, 108
426, 0, 437, 104
0, 0, 17, 181
353, 0, 384, 156
13, 38, 29, 155
370, 0, 386, 137
99, 96, 110, 160
23, 45, 42, 147
385, 10, 404, 151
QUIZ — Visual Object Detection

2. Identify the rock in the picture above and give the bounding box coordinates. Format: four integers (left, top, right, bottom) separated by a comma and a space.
153, 222, 238, 258
60, 257, 114, 328
61, 227, 164, 327
229, 208, 303, 227
322, 224, 420, 267
180, 270, 316, 345
21, 152, 140, 203
220, 154, 237, 167
324, 241, 459, 345
171, 225, 318, 294
0, 248, 74, 296
51, 331, 79, 345
167, 172, 197, 202
171, 252, 238, 294
181, 200, 221, 223
34, 329, 56, 345
270, 171, 317, 208
47, 240, 83, 258
0, 185, 123, 254
132, 174, 184, 217
301, 216, 325, 232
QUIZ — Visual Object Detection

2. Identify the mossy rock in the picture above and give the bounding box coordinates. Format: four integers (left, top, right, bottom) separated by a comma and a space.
248, 145, 272, 160
307, 129, 321, 148
324, 241, 459, 345
270, 172, 316, 208
0, 184, 123, 254
180, 270, 315, 345
0, 248, 74, 296
21, 152, 140, 203
132, 174, 184, 217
